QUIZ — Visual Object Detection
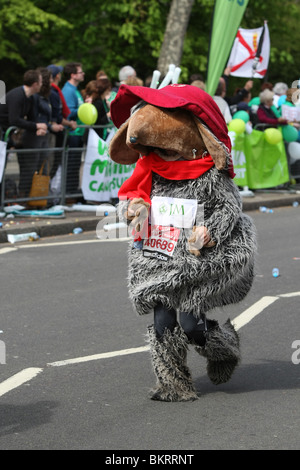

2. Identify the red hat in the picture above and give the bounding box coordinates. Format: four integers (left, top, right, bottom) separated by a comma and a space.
110, 84, 231, 153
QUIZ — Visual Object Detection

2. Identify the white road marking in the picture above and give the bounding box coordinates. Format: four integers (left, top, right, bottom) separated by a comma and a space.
1, 291, 300, 397
17, 238, 131, 248
0, 238, 131, 254
232, 296, 279, 330
48, 346, 150, 367
0, 367, 43, 397
279, 291, 300, 298
0, 247, 18, 255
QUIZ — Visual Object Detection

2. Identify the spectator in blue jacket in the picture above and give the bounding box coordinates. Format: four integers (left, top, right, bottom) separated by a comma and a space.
62, 62, 85, 198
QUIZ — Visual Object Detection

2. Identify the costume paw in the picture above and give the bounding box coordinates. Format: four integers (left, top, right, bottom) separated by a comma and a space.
188, 225, 214, 256
125, 198, 150, 232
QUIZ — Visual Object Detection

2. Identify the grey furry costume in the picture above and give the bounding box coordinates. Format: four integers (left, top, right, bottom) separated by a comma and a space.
125, 169, 256, 318
109, 84, 257, 401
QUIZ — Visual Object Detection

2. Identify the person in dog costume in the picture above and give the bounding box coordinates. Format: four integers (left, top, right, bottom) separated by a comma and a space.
109, 83, 256, 402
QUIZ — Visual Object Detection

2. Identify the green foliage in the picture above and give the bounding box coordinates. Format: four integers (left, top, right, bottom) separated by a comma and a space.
179, 0, 214, 82
0, 0, 70, 65
0, 0, 299, 93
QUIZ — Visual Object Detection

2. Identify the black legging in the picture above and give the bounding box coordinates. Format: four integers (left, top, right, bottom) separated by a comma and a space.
154, 302, 210, 346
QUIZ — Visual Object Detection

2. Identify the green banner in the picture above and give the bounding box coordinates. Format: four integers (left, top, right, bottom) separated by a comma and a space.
232, 129, 290, 189
244, 129, 290, 188
231, 132, 248, 186
206, 0, 249, 96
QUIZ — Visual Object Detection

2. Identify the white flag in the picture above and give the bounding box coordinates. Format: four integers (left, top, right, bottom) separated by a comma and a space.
227, 22, 270, 78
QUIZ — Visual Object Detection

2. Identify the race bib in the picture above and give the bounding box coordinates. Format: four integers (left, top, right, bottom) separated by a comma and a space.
143, 225, 181, 262
151, 196, 198, 229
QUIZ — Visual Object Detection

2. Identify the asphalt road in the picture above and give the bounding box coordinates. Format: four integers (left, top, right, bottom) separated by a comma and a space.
0, 206, 299, 451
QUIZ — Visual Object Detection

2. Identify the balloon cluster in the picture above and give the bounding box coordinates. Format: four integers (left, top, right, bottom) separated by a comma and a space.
228, 115, 299, 146
264, 125, 300, 145
263, 125, 300, 145
78, 103, 98, 125
228, 110, 250, 134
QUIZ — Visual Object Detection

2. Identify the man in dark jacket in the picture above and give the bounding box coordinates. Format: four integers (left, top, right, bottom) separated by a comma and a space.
0, 70, 48, 200
0, 69, 47, 139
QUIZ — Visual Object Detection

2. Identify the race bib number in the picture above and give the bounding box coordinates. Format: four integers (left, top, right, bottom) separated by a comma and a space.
151, 196, 198, 229
143, 225, 181, 261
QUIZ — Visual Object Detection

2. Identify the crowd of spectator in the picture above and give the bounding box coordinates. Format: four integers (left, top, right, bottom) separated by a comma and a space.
0, 63, 139, 204
209, 67, 300, 134
1, 63, 299, 206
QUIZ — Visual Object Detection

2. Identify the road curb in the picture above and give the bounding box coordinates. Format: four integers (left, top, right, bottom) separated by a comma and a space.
242, 193, 300, 211
0, 192, 300, 244
0, 216, 101, 244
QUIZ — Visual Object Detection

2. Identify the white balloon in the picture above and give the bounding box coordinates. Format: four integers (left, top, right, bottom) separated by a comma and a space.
288, 141, 300, 163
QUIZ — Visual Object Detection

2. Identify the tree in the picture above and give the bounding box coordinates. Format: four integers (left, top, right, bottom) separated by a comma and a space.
157, 0, 195, 76
0, 0, 70, 88
0, 0, 70, 65
1, 0, 300, 93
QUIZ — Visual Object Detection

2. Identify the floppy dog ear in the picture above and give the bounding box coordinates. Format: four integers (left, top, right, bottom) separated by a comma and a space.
109, 121, 139, 164
192, 116, 228, 170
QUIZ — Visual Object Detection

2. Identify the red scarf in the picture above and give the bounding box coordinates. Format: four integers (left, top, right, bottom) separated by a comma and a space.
118, 152, 215, 204
51, 83, 71, 119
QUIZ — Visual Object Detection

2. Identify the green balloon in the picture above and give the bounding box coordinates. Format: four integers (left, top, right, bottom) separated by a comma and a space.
282, 125, 298, 142
78, 103, 98, 125
249, 96, 260, 106
264, 128, 282, 145
228, 118, 246, 134
233, 110, 250, 123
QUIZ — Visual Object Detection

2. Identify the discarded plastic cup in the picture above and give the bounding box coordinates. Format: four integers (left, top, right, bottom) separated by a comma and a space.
259, 206, 273, 213
7, 232, 39, 243
73, 227, 83, 234
103, 222, 127, 232
272, 268, 279, 278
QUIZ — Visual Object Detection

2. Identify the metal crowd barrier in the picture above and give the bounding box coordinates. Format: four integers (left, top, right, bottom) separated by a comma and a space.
0, 124, 113, 209
1, 122, 299, 210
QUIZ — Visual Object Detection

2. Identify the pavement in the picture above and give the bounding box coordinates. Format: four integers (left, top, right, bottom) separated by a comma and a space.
0, 187, 300, 245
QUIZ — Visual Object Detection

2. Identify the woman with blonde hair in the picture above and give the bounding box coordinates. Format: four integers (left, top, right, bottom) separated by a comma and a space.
124, 76, 144, 86
190, 80, 206, 91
